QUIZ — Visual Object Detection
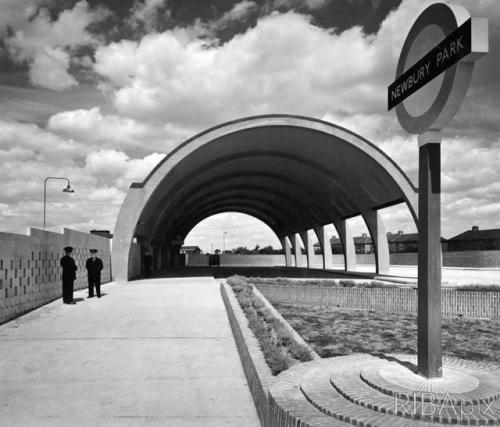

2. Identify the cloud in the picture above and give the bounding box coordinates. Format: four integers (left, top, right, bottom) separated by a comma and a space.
84, 148, 165, 187
5, 0, 108, 91
94, 12, 382, 126
92, 1, 455, 129
216, 1, 257, 28
2, 0, 500, 242
0, 0, 36, 36
0, 118, 166, 234
128, 0, 168, 32
30, 47, 78, 91
47, 107, 184, 155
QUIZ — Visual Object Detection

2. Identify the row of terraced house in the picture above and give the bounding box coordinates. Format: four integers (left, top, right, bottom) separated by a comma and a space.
314, 226, 500, 254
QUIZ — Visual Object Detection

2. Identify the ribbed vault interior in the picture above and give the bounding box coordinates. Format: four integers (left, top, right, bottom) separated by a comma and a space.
133, 125, 414, 246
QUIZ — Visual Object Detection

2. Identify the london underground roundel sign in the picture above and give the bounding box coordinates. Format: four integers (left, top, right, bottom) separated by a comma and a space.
388, 3, 488, 134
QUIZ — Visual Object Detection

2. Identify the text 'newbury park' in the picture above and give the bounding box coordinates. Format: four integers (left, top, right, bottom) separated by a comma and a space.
388, 18, 473, 110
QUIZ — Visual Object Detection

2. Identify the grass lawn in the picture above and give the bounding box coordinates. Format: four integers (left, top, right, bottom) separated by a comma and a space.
273, 302, 500, 362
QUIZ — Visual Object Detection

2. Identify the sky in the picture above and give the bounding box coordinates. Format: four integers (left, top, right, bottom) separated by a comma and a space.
1, 0, 499, 253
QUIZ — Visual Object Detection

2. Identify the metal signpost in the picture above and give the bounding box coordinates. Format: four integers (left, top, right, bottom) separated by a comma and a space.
388, 3, 488, 378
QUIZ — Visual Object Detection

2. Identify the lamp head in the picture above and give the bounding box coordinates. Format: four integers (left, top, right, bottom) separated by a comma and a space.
63, 184, 74, 193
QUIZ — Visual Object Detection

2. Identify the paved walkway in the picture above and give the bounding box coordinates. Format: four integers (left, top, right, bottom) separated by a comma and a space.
0, 278, 260, 426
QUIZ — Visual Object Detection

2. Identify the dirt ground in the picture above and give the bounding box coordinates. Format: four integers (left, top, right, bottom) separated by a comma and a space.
274, 303, 500, 362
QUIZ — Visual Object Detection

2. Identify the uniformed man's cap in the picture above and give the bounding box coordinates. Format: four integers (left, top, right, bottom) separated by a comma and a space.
64, 246, 73, 253
90, 249, 98, 254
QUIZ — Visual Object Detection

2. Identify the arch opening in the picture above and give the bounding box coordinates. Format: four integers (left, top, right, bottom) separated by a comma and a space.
112, 115, 418, 280
181, 212, 285, 267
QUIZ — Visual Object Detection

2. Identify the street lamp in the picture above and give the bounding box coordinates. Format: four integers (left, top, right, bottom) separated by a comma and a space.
222, 231, 227, 253
43, 177, 74, 228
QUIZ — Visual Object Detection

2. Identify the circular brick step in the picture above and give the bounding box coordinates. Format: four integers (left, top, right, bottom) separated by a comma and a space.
328, 358, 500, 425
269, 354, 500, 427
300, 361, 430, 427
360, 358, 500, 406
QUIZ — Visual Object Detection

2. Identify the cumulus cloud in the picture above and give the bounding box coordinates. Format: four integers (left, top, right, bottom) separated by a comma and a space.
92, 1, 444, 130
128, 0, 168, 32
84, 148, 164, 187
1, 0, 500, 242
216, 1, 257, 28
30, 47, 78, 91
47, 107, 184, 155
0, 118, 166, 234
0, 0, 36, 36
5, 0, 108, 91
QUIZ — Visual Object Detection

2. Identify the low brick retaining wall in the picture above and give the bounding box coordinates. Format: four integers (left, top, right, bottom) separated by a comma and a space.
256, 284, 500, 319
252, 286, 320, 361
0, 228, 112, 324
220, 282, 275, 426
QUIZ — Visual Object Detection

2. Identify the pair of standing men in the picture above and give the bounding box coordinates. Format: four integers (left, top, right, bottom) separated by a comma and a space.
60, 247, 103, 304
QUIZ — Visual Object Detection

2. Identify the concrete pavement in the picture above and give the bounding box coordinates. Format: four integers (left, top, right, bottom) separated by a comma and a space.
0, 277, 260, 426
349, 264, 500, 286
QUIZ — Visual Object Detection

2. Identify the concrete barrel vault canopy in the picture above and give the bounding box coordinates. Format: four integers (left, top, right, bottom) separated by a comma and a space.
112, 115, 418, 281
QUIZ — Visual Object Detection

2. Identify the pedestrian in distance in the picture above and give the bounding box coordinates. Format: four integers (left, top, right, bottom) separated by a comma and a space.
60, 246, 77, 304
86, 249, 103, 298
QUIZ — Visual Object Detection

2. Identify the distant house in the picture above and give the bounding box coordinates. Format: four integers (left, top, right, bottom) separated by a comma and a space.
90, 229, 113, 239
387, 230, 404, 252
354, 233, 373, 254
387, 232, 447, 253
313, 236, 343, 254
392, 233, 419, 253
331, 236, 343, 254
448, 226, 500, 251
179, 246, 203, 254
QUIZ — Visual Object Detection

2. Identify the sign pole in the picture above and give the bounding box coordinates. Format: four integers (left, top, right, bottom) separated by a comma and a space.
417, 130, 442, 378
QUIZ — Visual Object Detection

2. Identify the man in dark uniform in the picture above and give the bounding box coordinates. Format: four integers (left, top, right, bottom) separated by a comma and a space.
60, 246, 77, 304
86, 249, 103, 298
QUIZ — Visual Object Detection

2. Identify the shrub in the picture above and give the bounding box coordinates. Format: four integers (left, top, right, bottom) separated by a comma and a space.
289, 341, 312, 362
264, 346, 292, 375
275, 326, 294, 347
227, 274, 313, 375
456, 284, 500, 292
339, 279, 356, 287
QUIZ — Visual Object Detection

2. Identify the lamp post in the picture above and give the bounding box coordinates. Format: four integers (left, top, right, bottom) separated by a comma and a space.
43, 177, 74, 228
222, 231, 227, 253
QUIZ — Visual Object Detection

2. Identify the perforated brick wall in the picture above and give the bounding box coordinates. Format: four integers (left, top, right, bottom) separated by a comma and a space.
0, 228, 111, 324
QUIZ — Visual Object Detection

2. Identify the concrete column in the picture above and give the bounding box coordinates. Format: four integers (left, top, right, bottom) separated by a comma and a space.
417, 131, 442, 378
362, 210, 390, 274
313, 226, 333, 269
291, 233, 304, 268
280, 236, 293, 267
299, 230, 314, 268
333, 219, 356, 271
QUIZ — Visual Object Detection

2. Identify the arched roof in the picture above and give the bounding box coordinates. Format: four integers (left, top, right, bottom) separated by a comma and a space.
112, 115, 418, 280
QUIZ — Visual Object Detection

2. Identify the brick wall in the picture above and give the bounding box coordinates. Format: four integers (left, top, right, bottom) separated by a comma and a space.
0, 228, 112, 324
220, 282, 275, 427
256, 284, 499, 319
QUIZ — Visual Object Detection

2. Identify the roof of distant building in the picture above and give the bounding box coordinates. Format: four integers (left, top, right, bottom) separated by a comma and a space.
387, 230, 404, 242
392, 233, 446, 243
90, 230, 113, 238
180, 245, 202, 252
354, 233, 371, 244
449, 226, 500, 241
